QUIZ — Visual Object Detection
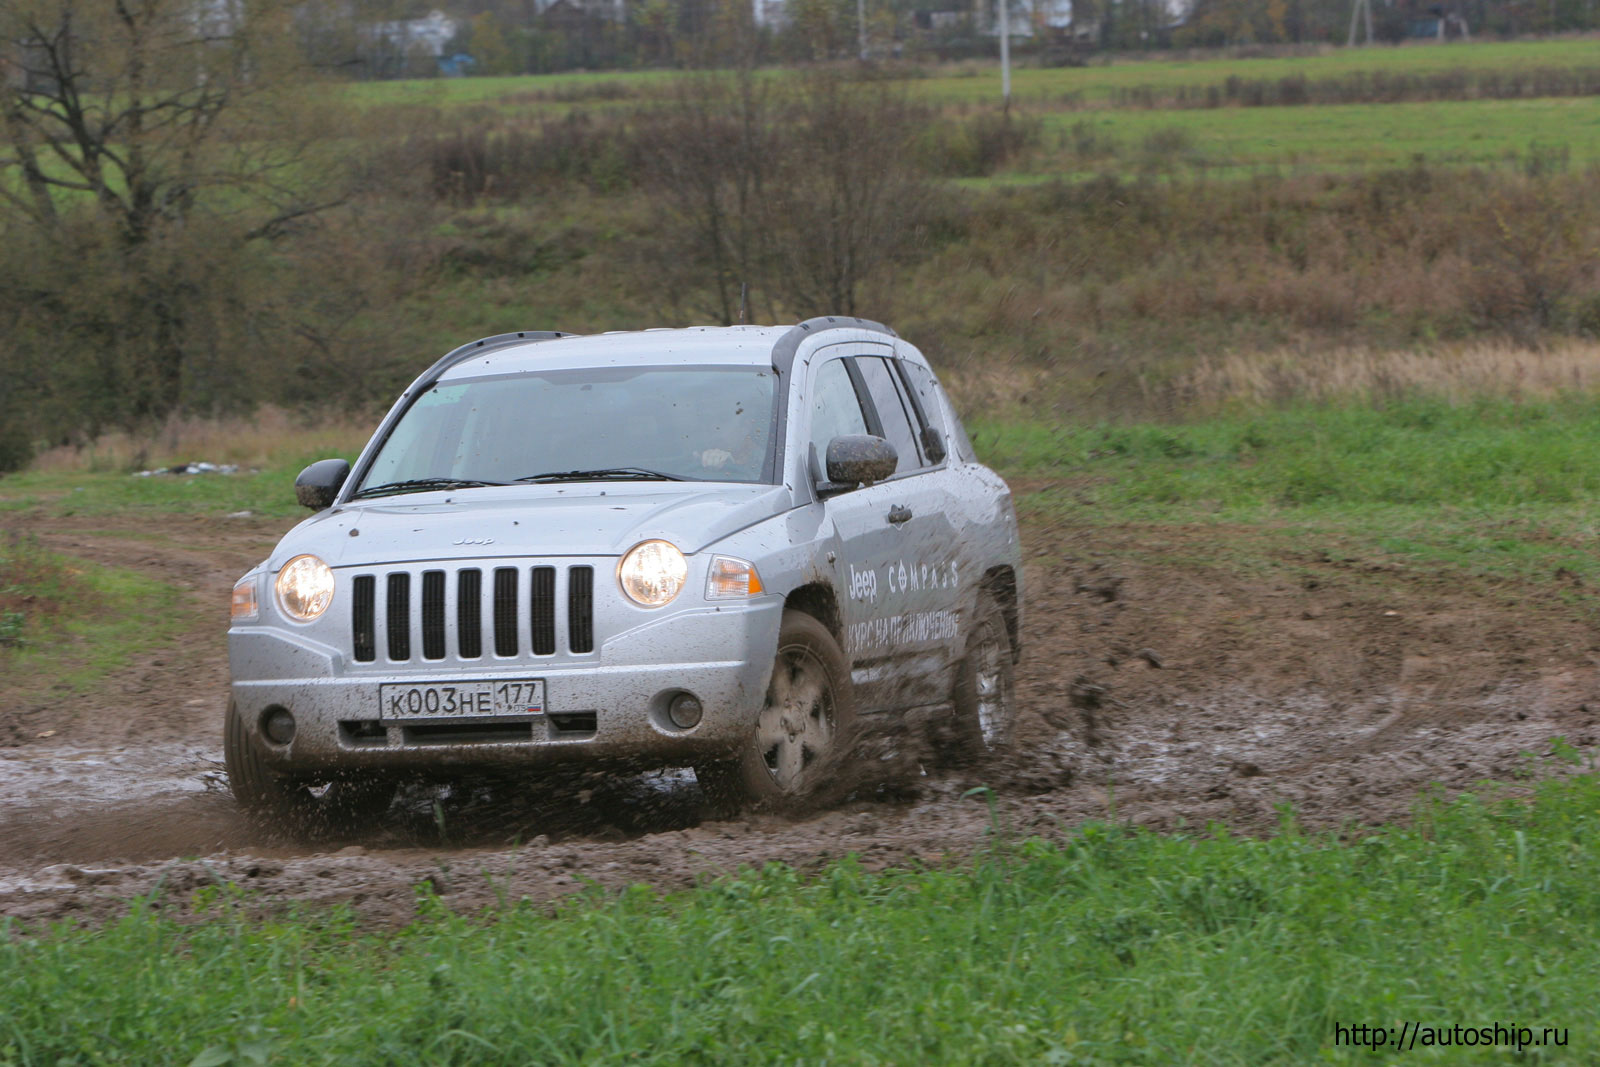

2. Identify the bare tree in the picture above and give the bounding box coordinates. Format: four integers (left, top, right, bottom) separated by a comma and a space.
762, 68, 932, 317
637, 67, 779, 325
636, 64, 934, 324
0, 0, 347, 425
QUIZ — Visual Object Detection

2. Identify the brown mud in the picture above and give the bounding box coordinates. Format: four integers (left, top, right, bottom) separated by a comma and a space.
2, 508, 1597, 927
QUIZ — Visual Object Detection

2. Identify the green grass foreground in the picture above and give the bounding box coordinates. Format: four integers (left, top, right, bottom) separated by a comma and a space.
5, 776, 1600, 1064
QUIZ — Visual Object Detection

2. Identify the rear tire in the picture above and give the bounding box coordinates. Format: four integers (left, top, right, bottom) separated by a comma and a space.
696, 610, 857, 815
224, 700, 394, 828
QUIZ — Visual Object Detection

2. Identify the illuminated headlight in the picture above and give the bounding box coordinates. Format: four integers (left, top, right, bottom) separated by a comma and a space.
275, 554, 335, 622
618, 540, 687, 607
706, 555, 764, 599
230, 576, 259, 621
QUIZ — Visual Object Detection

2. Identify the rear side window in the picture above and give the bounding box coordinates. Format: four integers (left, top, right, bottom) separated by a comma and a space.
856, 356, 922, 474
894, 360, 950, 465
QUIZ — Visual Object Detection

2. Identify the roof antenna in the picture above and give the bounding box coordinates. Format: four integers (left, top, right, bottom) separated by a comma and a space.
737, 282, 749, 325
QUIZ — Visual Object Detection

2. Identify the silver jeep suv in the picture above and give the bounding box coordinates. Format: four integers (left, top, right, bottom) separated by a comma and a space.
225, 317, 1021, 818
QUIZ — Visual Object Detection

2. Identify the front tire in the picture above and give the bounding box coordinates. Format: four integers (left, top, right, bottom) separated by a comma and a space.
224, 698, 307, 816
224, 700, 394, 828
696, 610, 857, 814
944, 590, 1017, 760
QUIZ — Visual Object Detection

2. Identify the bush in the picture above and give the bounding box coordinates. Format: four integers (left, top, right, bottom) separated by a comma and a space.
915, 110, 1043, 178
403, 110, 641, 202
0, 416, 32, 474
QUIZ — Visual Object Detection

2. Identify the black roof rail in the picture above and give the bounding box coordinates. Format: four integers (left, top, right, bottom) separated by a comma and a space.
412, 330, 575, 393
771, 316, 897, 375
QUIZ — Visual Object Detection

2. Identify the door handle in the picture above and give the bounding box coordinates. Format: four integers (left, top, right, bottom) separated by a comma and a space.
887, 505, 913, 525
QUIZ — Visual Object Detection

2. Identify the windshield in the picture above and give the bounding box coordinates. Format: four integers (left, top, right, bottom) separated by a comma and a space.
357, 365, 778, 495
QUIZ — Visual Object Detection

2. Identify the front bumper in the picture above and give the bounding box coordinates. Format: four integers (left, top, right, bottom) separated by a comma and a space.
229, 599, 783, 774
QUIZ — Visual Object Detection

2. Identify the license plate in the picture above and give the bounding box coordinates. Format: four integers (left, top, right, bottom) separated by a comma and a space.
379, 679, 545, 720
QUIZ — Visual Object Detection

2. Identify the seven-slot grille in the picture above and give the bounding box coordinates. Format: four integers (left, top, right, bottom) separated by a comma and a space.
351, 565, 596, 663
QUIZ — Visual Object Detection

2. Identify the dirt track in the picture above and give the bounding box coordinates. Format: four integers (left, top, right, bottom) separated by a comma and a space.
3, 505, 1598, 926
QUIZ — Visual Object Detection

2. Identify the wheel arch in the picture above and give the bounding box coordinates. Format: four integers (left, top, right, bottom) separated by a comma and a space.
783, 581, 845, 647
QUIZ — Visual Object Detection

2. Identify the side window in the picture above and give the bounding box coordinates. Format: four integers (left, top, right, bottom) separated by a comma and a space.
902, 361, 974, 464
894, 360, 949, 465
856, 356, 922, 474
808, 358, 871, 471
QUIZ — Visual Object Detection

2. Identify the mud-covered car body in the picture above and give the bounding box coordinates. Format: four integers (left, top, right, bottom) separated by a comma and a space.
227, 318, 1020, 789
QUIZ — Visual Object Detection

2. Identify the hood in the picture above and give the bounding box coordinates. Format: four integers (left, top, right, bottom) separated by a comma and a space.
272, 482, 792, 569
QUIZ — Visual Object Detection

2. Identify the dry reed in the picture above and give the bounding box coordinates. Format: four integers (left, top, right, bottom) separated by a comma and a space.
28, 407, 374, 474
1163, 338, 1600, 412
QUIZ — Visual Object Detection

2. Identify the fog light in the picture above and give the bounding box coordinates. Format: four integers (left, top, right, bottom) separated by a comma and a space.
262, 706, 297, 745
667, 693, 703, 730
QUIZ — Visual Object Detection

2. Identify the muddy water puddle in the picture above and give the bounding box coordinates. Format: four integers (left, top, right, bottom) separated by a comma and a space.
0, 743, 227, 806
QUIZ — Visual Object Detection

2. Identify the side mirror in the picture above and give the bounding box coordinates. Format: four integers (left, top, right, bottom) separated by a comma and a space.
825, 435, 898, 488
295, 458, 350, 510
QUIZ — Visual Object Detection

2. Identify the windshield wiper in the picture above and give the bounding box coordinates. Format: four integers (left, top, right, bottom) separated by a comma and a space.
351, 477, 512, 500
516, 467, 687, 483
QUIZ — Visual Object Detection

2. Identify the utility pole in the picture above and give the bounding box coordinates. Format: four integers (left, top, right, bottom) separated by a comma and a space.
857, 0, 868, 58
998, 0, 1011, 103
1346, 0, 1373, 45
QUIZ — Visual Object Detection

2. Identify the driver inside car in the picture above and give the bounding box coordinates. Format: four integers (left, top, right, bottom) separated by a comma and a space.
693, 402, 765, 479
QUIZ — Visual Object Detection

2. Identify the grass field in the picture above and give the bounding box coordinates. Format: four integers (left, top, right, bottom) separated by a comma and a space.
919, 38, 1600, 105
340, 67, 672, 109
351, 38, 1600, 109
0, 468, 320, 521
0, 535, 184, 701
339, 38, 1600, 175
5, 773, 1598, 1064
975, 398, 1600, 619
1031, 96, 1600, 173
980, 398, 1600, 510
